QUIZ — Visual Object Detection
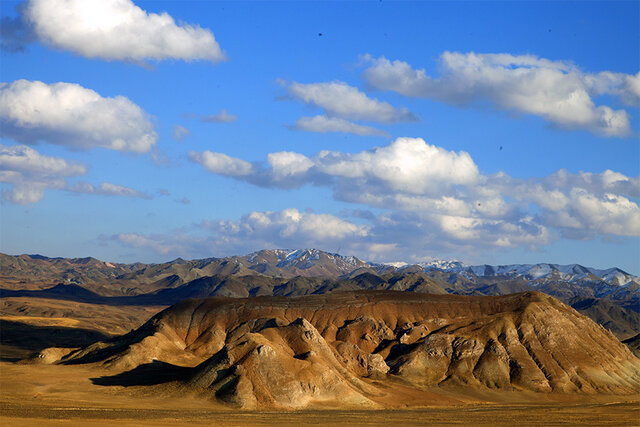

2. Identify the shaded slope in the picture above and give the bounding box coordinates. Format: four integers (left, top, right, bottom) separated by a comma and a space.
623, 334, 640, 358
568, 297, 640, 340
0, 319, 109, 362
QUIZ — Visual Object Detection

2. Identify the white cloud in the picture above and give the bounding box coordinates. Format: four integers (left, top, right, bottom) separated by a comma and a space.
362, 53, 635, 137
172, 125, 190, 142
0, 80, 157, 152
113, 206, 553, 264
292, 115, 388, 137
285, 80, 417, 124
0, 144, 85, 204
267, 151, 314, 180
567, 191, 640, 236
438, 215, 480, 240
314, 137, 479, 194
189, 136, 640, 243
207, 209, 369, 242
585, 71, 640, 106
522, 184, 640, 238
24, 0, 225, 63
188, 150, 254, 177
191, 137, 478, 194
537, 169, 640, 199
0, 144, 86, 177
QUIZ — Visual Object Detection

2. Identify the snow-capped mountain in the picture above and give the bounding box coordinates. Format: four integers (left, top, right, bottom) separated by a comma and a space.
412, 261, 639, 288
241, 248, 369, 276
246, 250, 638, 288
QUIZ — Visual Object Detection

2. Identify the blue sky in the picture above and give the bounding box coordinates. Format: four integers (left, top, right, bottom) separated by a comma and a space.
1, 0, 638, 273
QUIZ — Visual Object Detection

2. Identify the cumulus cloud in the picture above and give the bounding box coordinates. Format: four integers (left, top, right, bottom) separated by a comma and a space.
22, 0, 225, 63
0, 80, 157, 152
315, 137, 479, 194
189, 136, 640, 245
0, 144, 85, 204
291, 115, 388, 137
267, 151, 314, 181
362, 52, 635, 137
112, 161, 638, 262
513, 170, 640, 238
190, 137, 479, 195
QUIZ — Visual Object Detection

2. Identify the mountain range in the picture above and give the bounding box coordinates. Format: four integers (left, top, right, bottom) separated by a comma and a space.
2, 249, 639, 410
1, 249, 638, 341
2, 248, 637, 289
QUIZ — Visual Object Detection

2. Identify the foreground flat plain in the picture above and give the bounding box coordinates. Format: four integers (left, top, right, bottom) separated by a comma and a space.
1, 362, 638, 426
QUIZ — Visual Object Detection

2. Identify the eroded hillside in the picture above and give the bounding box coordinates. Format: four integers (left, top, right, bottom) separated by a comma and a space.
55, 291, 640, 409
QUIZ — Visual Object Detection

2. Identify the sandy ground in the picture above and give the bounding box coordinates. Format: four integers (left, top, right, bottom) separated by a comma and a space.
1, 362, 638, 426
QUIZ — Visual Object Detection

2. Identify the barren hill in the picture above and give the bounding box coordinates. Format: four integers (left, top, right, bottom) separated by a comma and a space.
58, 291, 640, 409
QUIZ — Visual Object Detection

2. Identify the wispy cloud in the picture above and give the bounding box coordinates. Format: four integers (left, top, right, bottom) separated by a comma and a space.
0, 144, 152, 204
172, 125, 191, 142
200, 109, 237, 123
280, 79, 416, 137
285, 80, 417, 123
291, 115, 389, 137
183, 109, 237, 124
67, 182, 151, 199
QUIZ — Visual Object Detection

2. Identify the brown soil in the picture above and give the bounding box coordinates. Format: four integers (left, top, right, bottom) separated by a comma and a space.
1, 362, 638, 426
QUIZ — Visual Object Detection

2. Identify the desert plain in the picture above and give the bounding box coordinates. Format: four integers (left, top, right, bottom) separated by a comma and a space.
1, 279, 639, 426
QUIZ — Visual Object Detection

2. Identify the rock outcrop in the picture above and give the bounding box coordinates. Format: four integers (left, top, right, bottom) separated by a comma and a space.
59, 291, 640, 408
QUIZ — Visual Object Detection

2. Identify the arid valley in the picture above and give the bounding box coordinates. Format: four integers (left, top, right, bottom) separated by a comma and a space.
1, 251, 639, 425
